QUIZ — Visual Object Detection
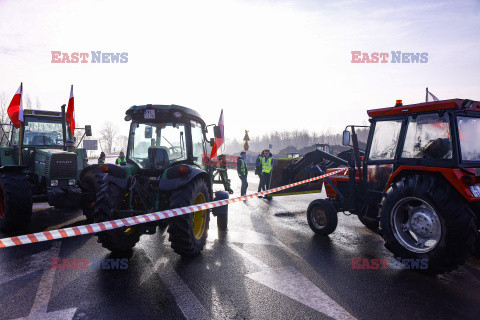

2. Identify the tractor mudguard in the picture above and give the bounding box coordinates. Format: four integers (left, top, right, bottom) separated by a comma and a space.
158, 167, 210, 191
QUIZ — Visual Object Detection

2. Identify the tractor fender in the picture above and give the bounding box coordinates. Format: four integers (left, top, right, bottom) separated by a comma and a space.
158, 167, 210, 191
384, 165, 478, 202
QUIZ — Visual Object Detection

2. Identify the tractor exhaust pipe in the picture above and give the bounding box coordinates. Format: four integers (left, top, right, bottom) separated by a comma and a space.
60, 104, 67, 151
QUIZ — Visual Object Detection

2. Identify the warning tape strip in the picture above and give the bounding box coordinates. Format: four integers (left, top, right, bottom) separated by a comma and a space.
0, 168, 347, 248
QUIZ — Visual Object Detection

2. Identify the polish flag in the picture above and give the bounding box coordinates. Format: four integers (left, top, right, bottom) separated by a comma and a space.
66, 85, 75, 134
7, 83, 24, 128
210, 109, 225, 159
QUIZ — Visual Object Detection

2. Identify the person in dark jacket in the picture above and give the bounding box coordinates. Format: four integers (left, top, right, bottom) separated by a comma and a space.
237, 151, 248, 196
256, 150, 265, 192
98, 152, 106, 164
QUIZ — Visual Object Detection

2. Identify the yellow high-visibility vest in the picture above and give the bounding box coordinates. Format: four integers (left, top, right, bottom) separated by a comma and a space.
261, 157, 273, 173
238, 158, 247, 176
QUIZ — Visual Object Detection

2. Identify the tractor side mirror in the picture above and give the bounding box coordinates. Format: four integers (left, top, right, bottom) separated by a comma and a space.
213, 126, 222, 139
209, 138, 215, 147
342, 130, 351, 146
145, 126, 152, 139
85, 125, 92, 137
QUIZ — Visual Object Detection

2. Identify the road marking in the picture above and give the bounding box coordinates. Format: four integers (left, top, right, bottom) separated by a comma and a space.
229, 243, 356, 320
156, 266, 210, 320
140, 252, 210, 320
10, 242, 77, 320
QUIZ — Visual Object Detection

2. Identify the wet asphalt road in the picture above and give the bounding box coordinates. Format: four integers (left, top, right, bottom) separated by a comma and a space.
0, 169, 479, 320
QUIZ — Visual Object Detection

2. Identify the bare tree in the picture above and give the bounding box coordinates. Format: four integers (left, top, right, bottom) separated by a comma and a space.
24, 94, 32, 109
0, 91, 9, 124
100, 121, 118, 155
116, 135, 128, 153
35, 97, 41, 109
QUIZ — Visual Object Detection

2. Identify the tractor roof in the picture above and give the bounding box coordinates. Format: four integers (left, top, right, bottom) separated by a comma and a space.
367, 99, 480, 118
126, 104, 202, 120
23, 109, 62, 118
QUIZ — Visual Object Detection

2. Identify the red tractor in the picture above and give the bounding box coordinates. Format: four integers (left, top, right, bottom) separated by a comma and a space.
306, 99, 480, 273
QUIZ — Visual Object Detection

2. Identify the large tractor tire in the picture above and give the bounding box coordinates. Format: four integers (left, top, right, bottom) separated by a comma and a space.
380, 175, 476, 273
0, 172, 32, 234
307, 199, 338, 236
93, 180, 141, 252
78, 165, 103, 223
168, 178, 211, 257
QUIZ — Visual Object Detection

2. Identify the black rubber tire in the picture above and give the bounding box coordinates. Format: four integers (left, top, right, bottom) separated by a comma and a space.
93, 180, 141, 252
79, 165, 104, 223
168, 178, 211, 257
307, 199, 338, 236
0, 172, 32, 234
380, 175, 476, 274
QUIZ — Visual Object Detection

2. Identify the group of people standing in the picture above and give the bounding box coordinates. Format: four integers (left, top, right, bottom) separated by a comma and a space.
236, 149, 273, 197
97, 151, 127, 165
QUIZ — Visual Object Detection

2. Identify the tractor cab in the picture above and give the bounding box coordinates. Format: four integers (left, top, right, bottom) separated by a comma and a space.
124, 105, 215, 176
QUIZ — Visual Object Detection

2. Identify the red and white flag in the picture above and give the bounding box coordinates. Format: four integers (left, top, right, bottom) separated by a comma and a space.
7, 83, 24, 128
66, 85, 75, 134
210, 109, 225, 159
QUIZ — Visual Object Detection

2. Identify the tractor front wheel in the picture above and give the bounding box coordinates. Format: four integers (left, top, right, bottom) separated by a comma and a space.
380, 175, 476, 273
93, 180, 141, 252
168, 178, 211, 257
0, 172, 32, 234
307, 199, 338, 236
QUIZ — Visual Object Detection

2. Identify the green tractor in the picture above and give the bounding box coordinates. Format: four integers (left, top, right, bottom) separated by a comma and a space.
79, 104, 231, 256
0, 105, 92, 233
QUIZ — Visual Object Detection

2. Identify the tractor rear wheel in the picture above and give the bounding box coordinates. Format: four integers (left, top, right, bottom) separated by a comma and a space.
380, 175, 476, 273
0, 172, 32, 234
93, 180, 141, 252
307, 199, 338, 236
168, 178, 211, 257
79, 165, 103, 223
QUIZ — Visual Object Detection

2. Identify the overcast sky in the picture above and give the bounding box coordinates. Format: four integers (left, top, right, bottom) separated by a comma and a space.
0, 0, 479, 144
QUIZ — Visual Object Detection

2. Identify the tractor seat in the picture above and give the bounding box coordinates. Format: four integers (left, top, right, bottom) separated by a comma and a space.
147, 147, 169, 169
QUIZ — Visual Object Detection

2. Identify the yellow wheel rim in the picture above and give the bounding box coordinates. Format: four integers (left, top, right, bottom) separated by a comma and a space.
192, 193, 207, 240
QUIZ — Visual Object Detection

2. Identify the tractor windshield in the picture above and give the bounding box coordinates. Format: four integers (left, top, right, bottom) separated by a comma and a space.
128, 122, 187, 169
14, 117, 65, 146
457, 116, 480, 161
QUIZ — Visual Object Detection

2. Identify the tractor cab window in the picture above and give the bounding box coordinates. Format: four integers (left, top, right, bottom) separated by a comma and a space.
369, 120, 403, 161
129, 122, 187, 169
457, 116, 480, 161
402, 113, 452, 159
191, 121, 206, 164
22, 117, 64, 146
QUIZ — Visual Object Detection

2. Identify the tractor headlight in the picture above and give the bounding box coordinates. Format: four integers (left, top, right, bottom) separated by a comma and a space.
68, 179, 76, 186
51, 180, 58, 187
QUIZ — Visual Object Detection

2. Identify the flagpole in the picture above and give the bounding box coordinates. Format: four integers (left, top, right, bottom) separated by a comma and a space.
18, 126, 22, 165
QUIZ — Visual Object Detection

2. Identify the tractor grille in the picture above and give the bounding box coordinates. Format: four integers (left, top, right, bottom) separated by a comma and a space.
49, 154, 77, 179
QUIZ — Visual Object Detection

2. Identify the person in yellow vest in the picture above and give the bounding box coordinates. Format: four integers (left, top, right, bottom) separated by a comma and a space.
98, 151, 106, 164
116, 151, 127, 166
237, 151, 248, 196
261, 150, 273, 198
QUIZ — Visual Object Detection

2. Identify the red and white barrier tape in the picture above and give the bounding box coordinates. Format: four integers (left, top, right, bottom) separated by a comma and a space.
0, 168, 347, 248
